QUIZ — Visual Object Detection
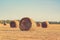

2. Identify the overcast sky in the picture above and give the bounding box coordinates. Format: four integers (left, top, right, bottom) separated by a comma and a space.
0, 0, 60, 21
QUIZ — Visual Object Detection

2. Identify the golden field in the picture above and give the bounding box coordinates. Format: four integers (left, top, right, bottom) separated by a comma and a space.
0, 23, 60, 40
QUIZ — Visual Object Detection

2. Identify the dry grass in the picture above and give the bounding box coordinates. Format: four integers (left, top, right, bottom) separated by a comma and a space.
0, 24, 60, 40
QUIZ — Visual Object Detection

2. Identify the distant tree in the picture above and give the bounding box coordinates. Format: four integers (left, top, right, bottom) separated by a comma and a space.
5, 20, 11, 24
0, 20, 5, 24
49, 21, 60, 24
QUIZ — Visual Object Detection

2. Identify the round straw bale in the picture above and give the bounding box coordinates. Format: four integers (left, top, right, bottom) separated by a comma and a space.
41, 22, 47, 28
19, 17, 32, 31
19, 17, 37, 31
4, 21, 6, 25
36, 22, 40, 27
10, 20, 19, 28
10, 21, 16, 28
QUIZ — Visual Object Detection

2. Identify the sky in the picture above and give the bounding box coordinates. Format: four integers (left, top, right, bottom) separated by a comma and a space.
0, 0, 60, 21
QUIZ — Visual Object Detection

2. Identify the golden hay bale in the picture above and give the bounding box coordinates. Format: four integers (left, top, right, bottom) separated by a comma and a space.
10, 20, 19, 28
4, 23, 10, 27
41, 21, 49, 28
19, 17, 37, 31
3, 22, 6, 25
36, 22, 40, 27
19, 17, 32, 31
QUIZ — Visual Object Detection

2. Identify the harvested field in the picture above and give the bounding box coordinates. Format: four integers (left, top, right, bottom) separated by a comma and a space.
0, 23, 60, 40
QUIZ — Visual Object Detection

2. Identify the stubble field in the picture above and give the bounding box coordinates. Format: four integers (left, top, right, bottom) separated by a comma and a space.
0, 24, 60, 40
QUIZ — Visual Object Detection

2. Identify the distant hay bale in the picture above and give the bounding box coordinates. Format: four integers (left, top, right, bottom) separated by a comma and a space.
10, 20, 19, 28
36, 22, 40, 27
3, 21, 6, 25
41, 21, 48, 28
19, 17, 37, 31
10, 21, 16, 28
